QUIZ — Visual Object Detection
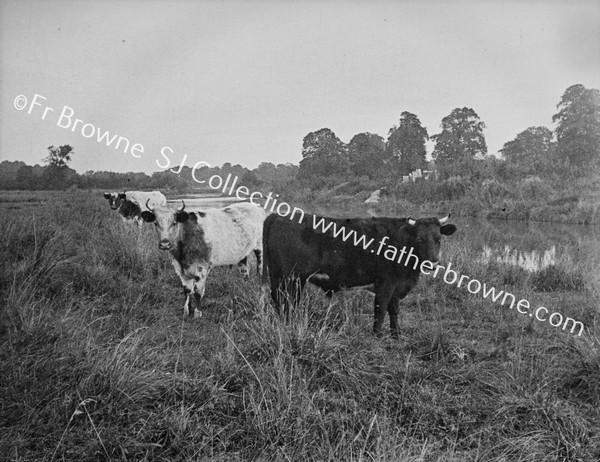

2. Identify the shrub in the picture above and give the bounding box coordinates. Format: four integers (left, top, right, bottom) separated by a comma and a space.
518, 176, 552, 201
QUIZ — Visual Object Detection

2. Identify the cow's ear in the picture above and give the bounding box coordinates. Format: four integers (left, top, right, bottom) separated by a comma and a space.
441, 224, 457, 236
140, 211, 155, 223
176, 211, 189, 223
103, 192, 111, 199
118, 193, 126, 199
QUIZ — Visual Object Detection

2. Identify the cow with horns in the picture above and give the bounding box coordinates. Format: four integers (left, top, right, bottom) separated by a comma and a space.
141, 200, 268, 318
262, 212, 457, 337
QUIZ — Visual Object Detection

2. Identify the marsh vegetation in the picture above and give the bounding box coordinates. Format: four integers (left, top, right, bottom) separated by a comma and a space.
1, 191, 599, 461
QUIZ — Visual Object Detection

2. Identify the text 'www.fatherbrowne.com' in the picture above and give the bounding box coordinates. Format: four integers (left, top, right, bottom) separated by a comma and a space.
310, 215, 584, 337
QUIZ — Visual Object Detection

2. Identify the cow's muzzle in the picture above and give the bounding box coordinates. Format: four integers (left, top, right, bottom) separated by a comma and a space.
159, 241, 171, 250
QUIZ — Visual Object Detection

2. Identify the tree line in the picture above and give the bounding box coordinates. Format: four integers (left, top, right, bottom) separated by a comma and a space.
298, 84, 599, 189
1, 84, 598, 193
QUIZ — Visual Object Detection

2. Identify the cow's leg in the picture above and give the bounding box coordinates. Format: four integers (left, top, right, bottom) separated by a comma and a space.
190, 265, 210, 318
253, 248, 262, 276
373, 282, 395, 337
171, 259, 193, 316
388, 282, 415, 339
269, 276, 288, 315
180, 277, 195, 317
237, 257, 250, 279
387, 296, 401, 339
284, 277, 304, 307
269, 276, 303, 317
270, 278, 282, 310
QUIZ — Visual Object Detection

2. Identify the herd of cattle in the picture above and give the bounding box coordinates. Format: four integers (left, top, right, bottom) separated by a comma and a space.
103, 190, 457, 336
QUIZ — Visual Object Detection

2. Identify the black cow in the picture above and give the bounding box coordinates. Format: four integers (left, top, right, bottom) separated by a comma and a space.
262, 213, 457, 337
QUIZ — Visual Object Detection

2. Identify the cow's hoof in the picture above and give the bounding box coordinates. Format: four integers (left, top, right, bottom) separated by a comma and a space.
194, 310, 203, 319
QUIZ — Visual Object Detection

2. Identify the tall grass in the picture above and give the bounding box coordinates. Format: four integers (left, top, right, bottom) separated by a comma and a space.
1, 191, 599, 461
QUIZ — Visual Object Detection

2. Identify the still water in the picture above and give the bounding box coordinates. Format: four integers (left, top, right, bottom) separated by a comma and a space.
167, 194, 241, 210
455, 217, 600, 271
168, 194, 600, 271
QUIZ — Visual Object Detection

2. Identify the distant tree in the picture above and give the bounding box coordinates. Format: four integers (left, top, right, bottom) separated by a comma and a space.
552, 84, 600, 170
432, 108, 487, 177
15, 164, 35, 190
44, 145, 74, 168
240, 170, 261, 188
0, 160, 27, 189
500, 126, 555, 173
298, 128, 348, 179
386, 112, 429, 176
42, 145, 76, 189
254, 162, 278, 182
347, 132, 386, 178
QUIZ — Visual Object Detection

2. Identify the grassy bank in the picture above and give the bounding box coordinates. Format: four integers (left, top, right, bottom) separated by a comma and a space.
1, 191, 600, 461
280, 173, 600, 225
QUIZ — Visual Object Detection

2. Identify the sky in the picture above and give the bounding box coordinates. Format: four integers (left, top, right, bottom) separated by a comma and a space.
1, 0, 599, 174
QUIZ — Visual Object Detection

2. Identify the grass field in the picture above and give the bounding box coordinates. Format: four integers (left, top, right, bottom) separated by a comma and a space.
1, 190, 599, 461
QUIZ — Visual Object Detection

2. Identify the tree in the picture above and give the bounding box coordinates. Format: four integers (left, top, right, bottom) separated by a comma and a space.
386, 112, 429, 176
347, 132, 386, 178
44, 145, 74, 168
500, 126, 555, 173
240, 170, 261, 188
298, 128, 348, 180
552, 84, 600, 170
42, 145, 76, 189
15, 164, 35, 190
255, 162, 278, 182
432, 108, 487, 176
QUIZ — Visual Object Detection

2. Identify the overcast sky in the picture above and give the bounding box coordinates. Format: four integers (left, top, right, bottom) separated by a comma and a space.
1, 0, 599, 174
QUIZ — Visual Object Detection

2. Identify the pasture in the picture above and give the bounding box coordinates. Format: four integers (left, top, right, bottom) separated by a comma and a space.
1, 190, 599, 461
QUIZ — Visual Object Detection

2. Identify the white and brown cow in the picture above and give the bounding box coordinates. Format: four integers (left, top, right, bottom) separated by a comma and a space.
103, 190, 167, 226
141, 201, 267, 318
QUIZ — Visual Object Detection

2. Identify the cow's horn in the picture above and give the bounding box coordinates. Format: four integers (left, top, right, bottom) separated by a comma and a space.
177, 200, 186, 212
439, 214, 450, 225
145, 198, 155, 213
407, 217, 416, 226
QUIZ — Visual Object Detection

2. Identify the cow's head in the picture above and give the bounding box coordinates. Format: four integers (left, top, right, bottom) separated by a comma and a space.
403, 214, 457, 265
103, 191, 126, 210
103, 192, 119, 209
141, 200, 194, 250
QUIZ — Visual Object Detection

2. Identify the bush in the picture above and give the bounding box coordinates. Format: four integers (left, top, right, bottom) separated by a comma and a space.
518, 176, 552, 201
478, 178, 512, 206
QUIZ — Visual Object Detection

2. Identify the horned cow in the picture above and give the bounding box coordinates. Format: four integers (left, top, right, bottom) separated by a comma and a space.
141, 201, 268, 318
262, 212, 457, 337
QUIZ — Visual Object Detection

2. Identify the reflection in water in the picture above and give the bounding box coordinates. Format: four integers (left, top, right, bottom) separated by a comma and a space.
457, 217, 599, 272
167, 195, 242, 210
481, 245, 557, 271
